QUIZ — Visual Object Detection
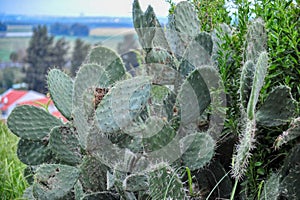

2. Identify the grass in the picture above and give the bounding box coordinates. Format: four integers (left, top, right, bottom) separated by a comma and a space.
0, 121, 28, 200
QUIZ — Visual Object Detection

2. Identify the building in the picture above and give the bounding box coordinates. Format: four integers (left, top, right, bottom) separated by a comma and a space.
0, 89, 66, 121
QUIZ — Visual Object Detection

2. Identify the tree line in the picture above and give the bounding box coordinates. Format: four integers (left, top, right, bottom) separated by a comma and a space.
50, 23, 89, 36
25, 25, 90, 93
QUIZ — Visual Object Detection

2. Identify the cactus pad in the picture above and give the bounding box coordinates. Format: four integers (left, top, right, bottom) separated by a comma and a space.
85, 46, 126, 83
95, 76, 151, 133
123, 173, 149, 192
79, 156, 108, 192
180, 132, 215, 170
32, 164, 79, 199
7, 105, 63, 140
49, 125, 82, 165
17, 138, 51, 165
247, 51, 268, 119
240, 60, 255, 110
173, 1, 200, 37
256, 86, 297, 127
47, 69, 73, 120
274, 118, 300, 149
177, 69, 211, 125
73, 63, 110, 108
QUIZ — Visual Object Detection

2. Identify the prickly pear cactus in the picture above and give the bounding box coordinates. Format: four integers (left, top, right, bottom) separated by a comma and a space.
261, 144, 300, 200
7, 1, 229, 199
232, 19, 297, 180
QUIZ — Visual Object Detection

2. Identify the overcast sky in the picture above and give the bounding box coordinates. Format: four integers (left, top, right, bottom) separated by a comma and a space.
0, 0, 182, 17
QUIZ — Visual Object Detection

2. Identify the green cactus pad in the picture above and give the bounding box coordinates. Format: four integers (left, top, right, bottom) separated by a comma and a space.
142, 120, 176, 153
180, 32, 213, 77
281, 164, 300, 199
123, 173, 149, 192
274, 118, 300, 149
17, 138, 51, 165
240, 60, 255, 110
132, 0, 156, 50
166, 15, 187, 58
32, 164, 79, 200
82, 88, 95, 118
194, 32, 214, 56
22, 186, 35, 200
85, 46, 126, 83
149, 163, 186, 200
256, 86, 297, 127
177, 69, 211, 125
247, 51, 269, 120
163, 91, 177, 121
49, 125, 82, 166
149, 86, 173, 119
95, 76, 151, 134
7, 105, 63, 140
180, 132, 215, 170
109, 131, 143, 154
132, 0, 169, 52
81, 192, 119, 200
144, 63, 178, 85
173, 1, 200, 37
260, 173, 281, 200
73, 63, 110, 108
145, 48, 176, 68
72, 107, 90, 149
180, 45, 211, 77
24, 166, 39, 185
47, 69, 73, 120
74, 181, 84, 200
246, 18, 267, 62
194, 161, 233, 199
79, 156, 108, 192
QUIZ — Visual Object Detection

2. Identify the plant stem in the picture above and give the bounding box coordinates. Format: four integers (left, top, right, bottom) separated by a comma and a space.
230, 179, 239, 200
186, 167, 194, 196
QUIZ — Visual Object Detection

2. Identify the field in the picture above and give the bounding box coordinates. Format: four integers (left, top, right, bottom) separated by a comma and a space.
6, 25, 32, 32
0, 37, 31, 62
0, 27, 136, 62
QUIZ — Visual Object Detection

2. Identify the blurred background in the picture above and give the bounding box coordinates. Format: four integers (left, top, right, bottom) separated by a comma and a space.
0, 0, 179, 94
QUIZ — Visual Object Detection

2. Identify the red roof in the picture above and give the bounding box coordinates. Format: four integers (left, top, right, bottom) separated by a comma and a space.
0, 89, 67, 122
52, 111, 67, 122
0, 90, 27, 111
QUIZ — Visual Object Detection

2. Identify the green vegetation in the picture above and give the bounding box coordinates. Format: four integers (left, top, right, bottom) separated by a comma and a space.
2, 0, 300, 199
71, 38, 91, 77
0, 67, 25, 93
0, 121, 28, 199
25, 25, 69, 93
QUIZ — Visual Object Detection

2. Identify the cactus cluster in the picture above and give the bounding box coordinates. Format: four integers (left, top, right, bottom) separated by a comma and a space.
7, 1, 227, 199
7, 0, 300, 199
